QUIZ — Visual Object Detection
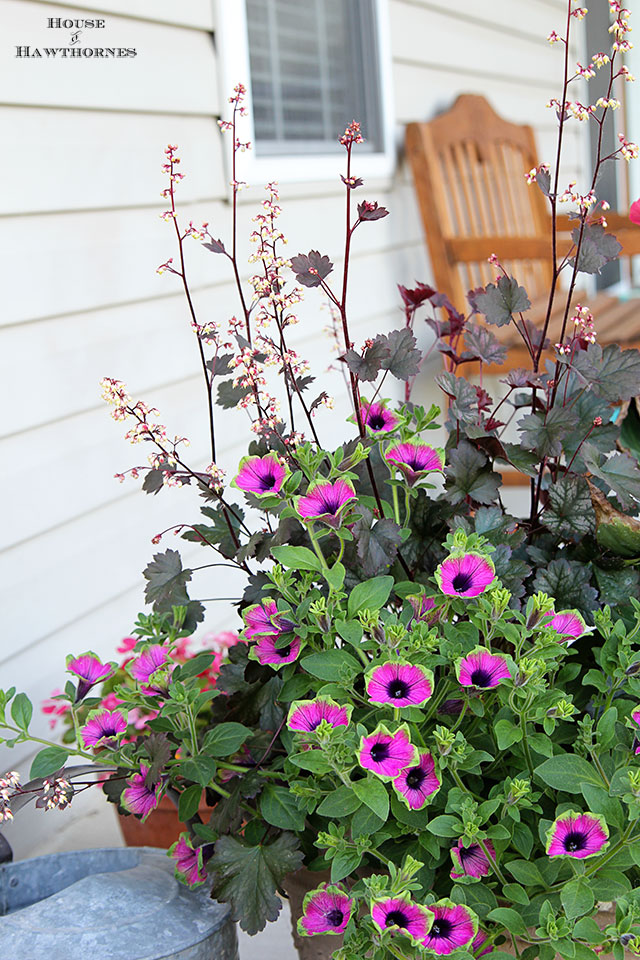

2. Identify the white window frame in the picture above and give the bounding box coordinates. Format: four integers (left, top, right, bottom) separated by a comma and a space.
214, 0, 395, 185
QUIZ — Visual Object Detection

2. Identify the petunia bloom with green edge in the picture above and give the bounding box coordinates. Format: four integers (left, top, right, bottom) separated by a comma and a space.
421, 899, 478, 955
298, 883, 353, 936
287, 697, 352, 732
358, 722, 418, 780
365, 660, 434, 708
435, 553, 495, 598
546, 810, 609, 859
232, 453, 289, 497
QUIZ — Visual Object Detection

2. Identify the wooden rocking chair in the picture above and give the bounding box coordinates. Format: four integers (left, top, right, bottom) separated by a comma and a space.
406, 95, 640, 371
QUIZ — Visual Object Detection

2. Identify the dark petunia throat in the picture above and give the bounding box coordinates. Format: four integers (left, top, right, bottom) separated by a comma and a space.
258, 472, 276, 490
563, 831, 587, 852
452, 572, 473, 592
370, 741, 390, 762
431, 918, 453, 938
405, 767, 426, 789
385, 910, 409, 929
369, 413, 385, 429
387, 679, 410, 699
326, 908, 344, 927
276, 645, 291, 658
470, 668, 492, 686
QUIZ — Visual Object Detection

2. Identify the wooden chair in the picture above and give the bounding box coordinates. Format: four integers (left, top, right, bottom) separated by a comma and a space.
406, 95, 640, 370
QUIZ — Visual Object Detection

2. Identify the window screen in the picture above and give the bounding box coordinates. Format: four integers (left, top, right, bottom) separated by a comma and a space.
245, 0, 383, 155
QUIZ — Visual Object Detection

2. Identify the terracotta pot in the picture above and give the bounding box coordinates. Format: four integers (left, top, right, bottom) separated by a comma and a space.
118, 794, 211, 848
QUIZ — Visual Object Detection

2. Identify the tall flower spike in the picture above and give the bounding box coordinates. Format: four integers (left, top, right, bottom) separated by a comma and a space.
298, 884, 354, 937
358, 723, 417, 779
546, 811, 609, 859
435, 553, 495, 598
365, 661, 434, 708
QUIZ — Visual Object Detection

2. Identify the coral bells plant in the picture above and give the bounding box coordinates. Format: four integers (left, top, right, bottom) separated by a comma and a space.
3, 2, 640, 958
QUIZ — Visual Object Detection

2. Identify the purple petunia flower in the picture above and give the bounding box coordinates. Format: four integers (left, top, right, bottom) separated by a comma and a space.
371, 896, 432, 943
358, 724, 417, 779
296, 479, 356, 526
435, 553, 495, 598
385, 441, 445, 485
457, 648, 511, 689
365, 661, 434, 708
252, 634, 301, 668
66, 652, 115, 700
287, 698, 352, 732
122, 763, 162, 820
298, 883, 353, 936
129, 645, 173, 695
408, 594, 439, 626
632, 707, 640, 755
546, 810, 609, 859
360, 399, 399, 434
393, 750, 440, 809
243, 599, 286, 640
421, 900, 478, 955
450, 839, 495, 879
547, 610, 588, 643
471, 930, 493, 957
232, 453, 289, 497
81, 708, 127, 749
169, 834, 207, 887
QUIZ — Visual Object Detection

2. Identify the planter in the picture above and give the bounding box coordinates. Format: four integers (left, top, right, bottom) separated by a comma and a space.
118, 794, 211, 848
0, 846, 237, 958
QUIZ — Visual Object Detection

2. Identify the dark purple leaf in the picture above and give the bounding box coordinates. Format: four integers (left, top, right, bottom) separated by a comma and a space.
536, 167, 551, 197
518, 406, 579, 458
341, 175, 363, 189
375, 328, 421, 380
461, 323, 507, 366
398, 282, 437, 308
217, 379, 252, 409
473, 276, 531, 327
445, 441, 501, 505
582, 442, 640, 511
357, 200, 389, 221
203, 238, 226, 254
435, 372, 479, 424
207, 353, 234, 378
570, 222, 622, 275
290, 250, 334, 287
353, 507, 403, 577
571, 343, 640, 403
344, 340, 390, 381
533, 559, 597, 615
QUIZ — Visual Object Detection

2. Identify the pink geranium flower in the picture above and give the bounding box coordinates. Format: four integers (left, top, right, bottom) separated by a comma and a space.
630, 198, 640, 225
546, 811, 609, 859
435, 553, 495, 598
41, 690, 71, 730
358, 724, 417, 779
232, 453, 289, 497
298, 884, 353, 936
296, 479, 356, 526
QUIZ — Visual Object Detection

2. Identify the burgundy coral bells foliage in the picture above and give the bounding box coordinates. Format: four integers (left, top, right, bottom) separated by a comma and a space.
358, 724, 417, 779
232, 453, 288, 497
421, 901, 478, 955
457, 649, 511, 689
296, 479, 356, 526
169, 834, 208, 887
297, 884, 353, 936
122, 764, 162, 820
393, 750, 440, 809
287, 698, 351, 732
66, 652, 115, 701
385, 441, 445, 485
450, 839, 495, 879
365, 661, 434, 708
371, 897, 432, 943
80, 709, 127, 748
435, 553, 495, 598
546, 811, 609, 859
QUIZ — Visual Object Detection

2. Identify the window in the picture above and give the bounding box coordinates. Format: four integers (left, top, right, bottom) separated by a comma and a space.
215, 0, 393, 182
